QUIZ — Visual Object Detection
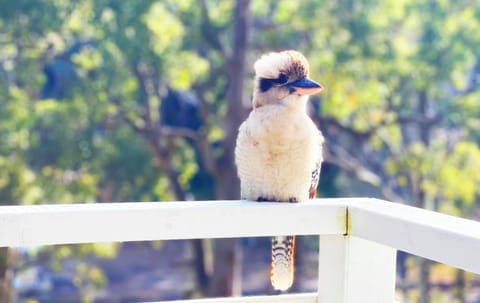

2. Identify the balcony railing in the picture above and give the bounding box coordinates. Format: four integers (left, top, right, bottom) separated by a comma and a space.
1, 198, 479, 303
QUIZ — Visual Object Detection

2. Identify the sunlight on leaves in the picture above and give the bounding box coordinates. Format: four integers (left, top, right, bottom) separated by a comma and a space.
143, 3, 184, 54
166, 52, 209, 90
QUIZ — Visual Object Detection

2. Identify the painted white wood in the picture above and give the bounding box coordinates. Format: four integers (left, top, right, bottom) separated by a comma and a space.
318, 235, 397, 303
348, 198, 480, 274
318, 235, 348, 303
142, 293, 316, 303
0, 200, 346, 247
2, 197, 480, 303
144, 295, 401, 303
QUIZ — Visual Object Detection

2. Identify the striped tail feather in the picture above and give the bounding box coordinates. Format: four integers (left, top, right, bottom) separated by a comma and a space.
270, 235, 296, 291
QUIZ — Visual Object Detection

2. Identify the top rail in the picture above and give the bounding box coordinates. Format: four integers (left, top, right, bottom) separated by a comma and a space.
349, 199, 480, 274
0, 199, 347, 247
0, 198, 479, 275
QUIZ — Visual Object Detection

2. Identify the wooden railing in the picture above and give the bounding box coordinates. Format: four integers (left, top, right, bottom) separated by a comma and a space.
1, 198, 479, 302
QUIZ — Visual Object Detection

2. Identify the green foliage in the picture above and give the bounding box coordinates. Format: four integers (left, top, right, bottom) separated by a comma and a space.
1, 0, 480, 301
294, 0, 480, 214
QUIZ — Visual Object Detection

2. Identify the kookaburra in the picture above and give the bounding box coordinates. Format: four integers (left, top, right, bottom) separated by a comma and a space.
235, 50, 324, 291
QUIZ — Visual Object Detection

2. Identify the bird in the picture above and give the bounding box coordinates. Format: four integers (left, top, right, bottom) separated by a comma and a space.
235, 50, 324, 291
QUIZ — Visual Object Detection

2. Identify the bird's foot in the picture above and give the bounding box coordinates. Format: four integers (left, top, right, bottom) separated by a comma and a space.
257, 196, 273, 202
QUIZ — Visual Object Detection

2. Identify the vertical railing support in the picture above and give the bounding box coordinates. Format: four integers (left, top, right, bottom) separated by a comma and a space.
318, 235, 397, 303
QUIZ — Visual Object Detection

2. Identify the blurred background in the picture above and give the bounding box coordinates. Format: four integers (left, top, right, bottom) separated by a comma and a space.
1, 0, 480, 302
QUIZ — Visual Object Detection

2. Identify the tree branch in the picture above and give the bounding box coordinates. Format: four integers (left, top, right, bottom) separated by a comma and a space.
453, 53, 480, 97
324, 144, 382, 187
199, 0, 225, 54
112, 96, 187, 201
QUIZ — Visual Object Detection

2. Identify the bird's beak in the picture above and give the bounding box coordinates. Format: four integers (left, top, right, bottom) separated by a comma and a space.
287, 78, 323, 96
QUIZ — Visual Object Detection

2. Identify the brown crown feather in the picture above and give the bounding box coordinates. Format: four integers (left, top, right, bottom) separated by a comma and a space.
282, 50, 309, 79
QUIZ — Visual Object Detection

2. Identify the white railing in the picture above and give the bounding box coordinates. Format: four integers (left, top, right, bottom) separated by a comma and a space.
1, 198, 479, 303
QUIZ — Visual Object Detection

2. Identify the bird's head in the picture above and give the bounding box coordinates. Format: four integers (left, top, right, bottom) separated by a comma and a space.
252, 50, 323, 109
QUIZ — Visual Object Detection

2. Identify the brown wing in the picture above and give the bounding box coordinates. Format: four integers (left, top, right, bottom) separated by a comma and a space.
308, 160, 322, 198
309, 132, 324, 199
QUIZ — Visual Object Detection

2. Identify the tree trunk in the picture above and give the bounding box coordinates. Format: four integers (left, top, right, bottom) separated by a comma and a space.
192, 239, 209, 293
454, 269, 466, 303
417, 90, 431, 303
207, 238, 242, 297
418, 258, 431, 303
0, 247, 11, 303
208, 0, 250, 297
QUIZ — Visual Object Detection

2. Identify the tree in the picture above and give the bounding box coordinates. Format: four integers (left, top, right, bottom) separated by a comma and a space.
1, 0, 480, 301
250, 0, 480, 300
301, 1, 480, 301
2, 0, 252, 299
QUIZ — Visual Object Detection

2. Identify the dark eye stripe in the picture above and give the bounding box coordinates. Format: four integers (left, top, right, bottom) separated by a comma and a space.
259, 78, 274, 92
259, 74, 288, 92
275, 74, 288, 84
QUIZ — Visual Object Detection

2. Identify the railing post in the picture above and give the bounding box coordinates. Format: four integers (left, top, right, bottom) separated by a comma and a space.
318, 235, 397, 303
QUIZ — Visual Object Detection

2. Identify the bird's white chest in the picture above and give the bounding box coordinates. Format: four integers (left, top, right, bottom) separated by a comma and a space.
235, 107, 322, 202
